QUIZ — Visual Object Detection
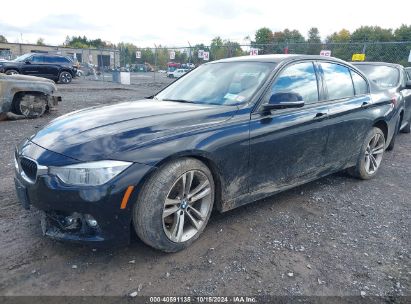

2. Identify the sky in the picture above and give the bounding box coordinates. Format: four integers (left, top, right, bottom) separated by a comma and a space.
1, 0, 410, 47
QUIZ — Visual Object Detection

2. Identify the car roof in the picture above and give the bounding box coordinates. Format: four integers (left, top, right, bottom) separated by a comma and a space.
351, 61, 404, 69
30, 53, 68, 58
213, 54, 350, 65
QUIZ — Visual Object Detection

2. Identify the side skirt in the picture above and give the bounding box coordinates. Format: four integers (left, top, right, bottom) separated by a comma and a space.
219, 163, 354, 213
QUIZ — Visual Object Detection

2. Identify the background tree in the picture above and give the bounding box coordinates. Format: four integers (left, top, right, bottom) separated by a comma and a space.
253, 27, 274, 54
64, 36, 114, 49
224, 40, 244, 57
394, 24, 411, 41
326, 29, 351, 43
307, 27, 321, 43
393, 25, 411, 65
36, 38, 45, 46
210, 36, 225, 60
351, 26, 393, 42
324, 29, 352, 61
272, 29, 305, 53
0, 35, 7, 43
307, 27, 322, 54
117, 42, 138, 66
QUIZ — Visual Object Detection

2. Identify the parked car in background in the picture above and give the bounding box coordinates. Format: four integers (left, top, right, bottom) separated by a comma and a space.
405, 67, 411, 79
15, 55, 398, 252
77, 63, 97, 77
168, 68, 189, 78
0, 53, 77, 84
181, 63, 195, 69
353, 62, 411, 134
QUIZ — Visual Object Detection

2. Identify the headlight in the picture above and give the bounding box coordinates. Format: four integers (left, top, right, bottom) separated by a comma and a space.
49, 160, 132, 186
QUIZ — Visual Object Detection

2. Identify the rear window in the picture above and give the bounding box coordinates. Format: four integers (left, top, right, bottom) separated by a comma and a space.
45, 56, 70, 64
355, 65, 400, 89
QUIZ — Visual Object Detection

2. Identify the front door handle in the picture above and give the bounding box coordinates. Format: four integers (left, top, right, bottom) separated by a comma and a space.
313, 112, 328, 120
361, 101, 371, 108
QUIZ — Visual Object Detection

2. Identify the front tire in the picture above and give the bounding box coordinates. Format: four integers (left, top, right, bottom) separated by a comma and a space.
133, 158, 215, 252
12, 93, 47, 118
349, 127, 385, 180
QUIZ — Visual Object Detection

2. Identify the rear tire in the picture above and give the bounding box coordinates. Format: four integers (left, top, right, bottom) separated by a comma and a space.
5, 69, 19, 75
58, 71, 72, 84
348, 127, 385, 180
133, 158, 215, 252
401, 117, 411, 134
387, 117, 400, 151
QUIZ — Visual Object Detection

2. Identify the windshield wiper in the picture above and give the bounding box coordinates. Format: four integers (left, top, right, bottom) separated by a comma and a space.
161, 99, 195, 103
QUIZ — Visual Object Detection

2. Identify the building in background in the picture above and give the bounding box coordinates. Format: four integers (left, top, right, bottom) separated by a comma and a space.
0, 42, 120, 68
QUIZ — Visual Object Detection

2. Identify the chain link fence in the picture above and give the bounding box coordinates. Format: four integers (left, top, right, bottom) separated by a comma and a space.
1, 41, 410, 84
109, 41, 411, 85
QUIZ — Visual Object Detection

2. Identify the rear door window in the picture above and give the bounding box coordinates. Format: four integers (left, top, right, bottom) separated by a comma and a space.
44, 56, 57, 63
321, 62, 354, 100
350, 70, 368, 95
59, 57, 71, 63
31, 56, 44, 63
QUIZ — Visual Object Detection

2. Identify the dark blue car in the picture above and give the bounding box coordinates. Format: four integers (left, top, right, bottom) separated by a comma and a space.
14, 55, 401, 252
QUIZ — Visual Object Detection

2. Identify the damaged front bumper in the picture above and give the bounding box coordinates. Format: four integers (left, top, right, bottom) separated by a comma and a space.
14, 139, 154, 247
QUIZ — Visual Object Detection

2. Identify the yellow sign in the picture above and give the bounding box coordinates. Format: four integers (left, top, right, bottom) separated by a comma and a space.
352, 53, 366, 61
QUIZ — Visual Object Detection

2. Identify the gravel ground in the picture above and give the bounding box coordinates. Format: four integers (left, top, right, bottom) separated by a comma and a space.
0, 78, 409, 299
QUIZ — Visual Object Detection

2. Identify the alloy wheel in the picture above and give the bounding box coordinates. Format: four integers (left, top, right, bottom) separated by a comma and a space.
60, 72, 72, 83
364, 133, 384, 174
19, 95, 46, 118
162, 170, 212, 243
6, 70, 18, 75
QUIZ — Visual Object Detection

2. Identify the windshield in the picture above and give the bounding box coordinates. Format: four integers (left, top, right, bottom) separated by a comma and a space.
13, 53, 33, 62
355, 65, 400, 88
156, 61, 275, 105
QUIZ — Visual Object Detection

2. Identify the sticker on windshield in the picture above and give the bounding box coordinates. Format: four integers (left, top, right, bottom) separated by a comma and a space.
224, 93, 238, 100
225, 93, 246, 102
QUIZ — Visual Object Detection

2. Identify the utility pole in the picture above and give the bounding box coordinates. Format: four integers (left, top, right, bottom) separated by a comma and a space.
188, 41, 192, 64
154, 44, 157, 82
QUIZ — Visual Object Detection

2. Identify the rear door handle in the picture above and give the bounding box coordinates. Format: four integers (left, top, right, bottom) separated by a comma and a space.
313, 112, 328, 120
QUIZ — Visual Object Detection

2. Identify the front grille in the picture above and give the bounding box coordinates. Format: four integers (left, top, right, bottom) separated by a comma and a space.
20, 157, 37, 181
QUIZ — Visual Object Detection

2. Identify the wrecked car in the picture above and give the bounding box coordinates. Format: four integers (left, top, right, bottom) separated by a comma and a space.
0, 73, 61, 119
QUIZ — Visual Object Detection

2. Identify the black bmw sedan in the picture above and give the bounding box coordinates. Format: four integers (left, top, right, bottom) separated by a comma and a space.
14, 55, 399, 252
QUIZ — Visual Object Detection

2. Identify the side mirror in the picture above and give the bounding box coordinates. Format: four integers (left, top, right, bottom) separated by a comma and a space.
263, 92, 304, 111
25, 60, 31, 64
406, 80, 411, 89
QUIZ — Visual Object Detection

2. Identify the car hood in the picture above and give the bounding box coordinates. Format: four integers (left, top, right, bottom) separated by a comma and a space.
0, 73, 55, 84
29, 100, 238, 162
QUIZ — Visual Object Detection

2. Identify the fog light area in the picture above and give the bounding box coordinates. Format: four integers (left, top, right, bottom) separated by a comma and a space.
84, 214, 98, 227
